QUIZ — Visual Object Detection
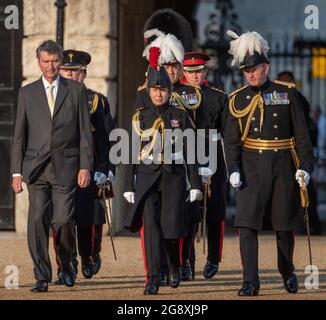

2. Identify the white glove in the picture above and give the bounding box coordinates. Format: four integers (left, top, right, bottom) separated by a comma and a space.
295, 169, 310, 187
123, 192, 135, 204
190, 189, 203, 202
198, 167, 213, 184
94, 172, 107, 185
230, 172, 242, 188
107, 170, 115, 182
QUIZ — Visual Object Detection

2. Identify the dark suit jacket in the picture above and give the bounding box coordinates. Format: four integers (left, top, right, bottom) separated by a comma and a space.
11, 76, 93, 186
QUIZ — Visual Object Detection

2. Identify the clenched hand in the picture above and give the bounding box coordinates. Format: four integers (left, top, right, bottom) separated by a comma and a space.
12, 176, 23, 193
78, 169, 91, 188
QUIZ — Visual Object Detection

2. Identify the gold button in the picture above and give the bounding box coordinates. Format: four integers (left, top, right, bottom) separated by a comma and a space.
273, 113, 278, 117
259, 150, 263, 154
254, 128, 258, 132
273, 125, 278, 129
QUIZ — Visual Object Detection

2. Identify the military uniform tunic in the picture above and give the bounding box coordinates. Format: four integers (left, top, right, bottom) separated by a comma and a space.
224, 79, 314, 231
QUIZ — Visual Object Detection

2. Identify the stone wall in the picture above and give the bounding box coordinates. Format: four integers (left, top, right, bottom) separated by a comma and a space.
16, 0, 117, 234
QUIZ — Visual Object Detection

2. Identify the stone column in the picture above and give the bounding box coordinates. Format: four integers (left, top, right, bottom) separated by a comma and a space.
64, 0, 117, 116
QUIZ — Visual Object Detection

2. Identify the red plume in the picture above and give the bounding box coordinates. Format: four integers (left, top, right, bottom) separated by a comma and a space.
149, 47, 160, 69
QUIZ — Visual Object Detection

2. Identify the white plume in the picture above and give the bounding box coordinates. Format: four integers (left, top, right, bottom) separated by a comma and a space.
226, 30, 270, 66
143, 29, 184, 65
144, 28, 165, 40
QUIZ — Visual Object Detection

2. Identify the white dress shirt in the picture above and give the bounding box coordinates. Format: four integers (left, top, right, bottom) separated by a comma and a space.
42, 74, 60, 101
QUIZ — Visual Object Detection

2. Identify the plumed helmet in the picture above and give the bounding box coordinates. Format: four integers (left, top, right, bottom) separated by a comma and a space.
143, 8, 194, 52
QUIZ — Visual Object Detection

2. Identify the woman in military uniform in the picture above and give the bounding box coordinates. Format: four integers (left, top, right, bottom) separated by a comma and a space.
123, 65, 202, 295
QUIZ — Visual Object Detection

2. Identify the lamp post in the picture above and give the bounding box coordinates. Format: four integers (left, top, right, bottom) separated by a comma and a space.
55, 0, 67, 48
201, 0, 241, 90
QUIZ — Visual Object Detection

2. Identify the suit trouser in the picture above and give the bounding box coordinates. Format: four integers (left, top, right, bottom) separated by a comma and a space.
142, 190, 181, 285
27, 162, 76, 282
239, 227, 295, 287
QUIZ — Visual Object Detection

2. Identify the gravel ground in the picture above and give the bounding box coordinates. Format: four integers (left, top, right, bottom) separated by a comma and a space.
0, 232, 325, 300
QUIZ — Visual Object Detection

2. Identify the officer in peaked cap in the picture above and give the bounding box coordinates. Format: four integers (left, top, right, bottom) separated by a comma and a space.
224, 30, 314, 296
52, 49, 116, 284
173, 51, 229, 282
60, 49, 91, 71
182, 52, 210, 71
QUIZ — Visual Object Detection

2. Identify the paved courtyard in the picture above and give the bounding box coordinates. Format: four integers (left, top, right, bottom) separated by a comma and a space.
0, 231, 325, 300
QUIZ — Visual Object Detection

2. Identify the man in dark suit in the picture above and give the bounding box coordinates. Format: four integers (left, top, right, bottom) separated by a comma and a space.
11, 40, 93, 293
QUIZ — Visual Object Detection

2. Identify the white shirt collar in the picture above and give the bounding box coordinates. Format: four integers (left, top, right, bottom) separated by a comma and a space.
42, 74, 60, 89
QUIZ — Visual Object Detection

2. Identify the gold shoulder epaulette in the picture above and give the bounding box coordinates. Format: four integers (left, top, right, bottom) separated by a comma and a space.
138, 81, 147, 91
210, 87, 226, 94
90, 93, 99, 114
229, 85, 249, 97
273, 80, 296, 88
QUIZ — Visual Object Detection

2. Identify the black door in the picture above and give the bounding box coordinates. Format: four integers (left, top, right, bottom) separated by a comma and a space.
0, 0, 22, 229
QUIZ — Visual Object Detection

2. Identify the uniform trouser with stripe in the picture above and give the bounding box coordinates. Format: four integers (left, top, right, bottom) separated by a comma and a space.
53, 224, 103, 274
141, 190, 181, 285
77, 224, 103, 258
182, 216, 224, 269
239, 227, 295, 287
182, 221, 198, 271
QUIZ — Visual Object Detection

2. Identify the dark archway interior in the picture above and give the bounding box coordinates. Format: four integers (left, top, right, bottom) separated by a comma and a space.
118, 0, 198, 129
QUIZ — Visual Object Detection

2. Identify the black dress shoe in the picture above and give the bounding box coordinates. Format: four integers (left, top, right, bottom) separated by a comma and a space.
62, 271, 76, 288
170, 268, 181, 289
81, 256, 94, 279
54, 273, 64, 285
31, 280, 48, 293
144, 278, 159, 295
203, 261, 218, 279
283, 273, 298, 294
92, 254, 102, 275
238, 282, 260, 296
181, 260, 192, 281
159, 272, 169, 286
